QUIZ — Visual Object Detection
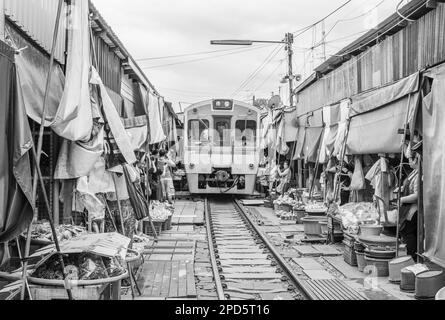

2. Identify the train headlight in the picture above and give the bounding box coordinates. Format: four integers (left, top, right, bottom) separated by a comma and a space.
189, 163, 195, 169
249, 164, 255, 170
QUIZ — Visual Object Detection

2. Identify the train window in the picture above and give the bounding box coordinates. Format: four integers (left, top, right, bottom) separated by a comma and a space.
188, 119, 210, 145
235, 120, 256, 147
214, 118, 231, 147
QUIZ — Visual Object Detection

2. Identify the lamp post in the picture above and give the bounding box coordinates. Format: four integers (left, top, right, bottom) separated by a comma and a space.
210, 32, 295, 107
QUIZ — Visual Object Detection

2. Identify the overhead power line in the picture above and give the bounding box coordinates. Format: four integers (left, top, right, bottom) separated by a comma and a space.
231, 45, 284, 97
292, 0, 353, 37
135, 46, 268, 61
141, 44, 273, 69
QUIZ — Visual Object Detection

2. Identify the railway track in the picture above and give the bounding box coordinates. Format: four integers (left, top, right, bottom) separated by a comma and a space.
205, 197, 312, 300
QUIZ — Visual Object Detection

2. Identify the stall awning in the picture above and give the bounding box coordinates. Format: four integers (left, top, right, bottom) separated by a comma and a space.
422, 63, 445, 268
346, 93, 419, 155
292, 127, 306, 160
350, 72, 419, 117
284, 108, 299, 142
303, 127, 324, 163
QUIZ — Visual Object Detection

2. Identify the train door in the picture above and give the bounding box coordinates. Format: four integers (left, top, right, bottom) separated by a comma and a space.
211, 116, 232, 167
233, 119, 258, 174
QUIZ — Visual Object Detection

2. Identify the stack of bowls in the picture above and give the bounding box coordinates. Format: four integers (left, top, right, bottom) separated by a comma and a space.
364, 248, 396, 277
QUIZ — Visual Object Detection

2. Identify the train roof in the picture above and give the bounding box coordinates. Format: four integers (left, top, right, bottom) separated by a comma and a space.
184, 99, 257, 113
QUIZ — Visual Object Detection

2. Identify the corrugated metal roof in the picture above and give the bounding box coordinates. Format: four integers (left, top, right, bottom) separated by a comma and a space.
4, 0, 67, 64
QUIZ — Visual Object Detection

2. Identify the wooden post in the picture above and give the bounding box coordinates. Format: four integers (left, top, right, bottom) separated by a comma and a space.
53, 180, 60, 226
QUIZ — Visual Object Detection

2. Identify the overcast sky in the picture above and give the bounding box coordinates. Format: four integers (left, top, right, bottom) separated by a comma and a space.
92, 0, 408, 111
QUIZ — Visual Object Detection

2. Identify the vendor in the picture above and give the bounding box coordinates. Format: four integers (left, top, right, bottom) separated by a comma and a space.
277, 161, 292, 195
399, 147, 420, 261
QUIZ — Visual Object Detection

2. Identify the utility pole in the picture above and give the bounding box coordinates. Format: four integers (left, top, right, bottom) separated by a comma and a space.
286, 33, 294, 107
321, 20, 327, 62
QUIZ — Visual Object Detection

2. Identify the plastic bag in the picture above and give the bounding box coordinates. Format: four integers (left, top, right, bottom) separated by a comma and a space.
350, 156, 366, 190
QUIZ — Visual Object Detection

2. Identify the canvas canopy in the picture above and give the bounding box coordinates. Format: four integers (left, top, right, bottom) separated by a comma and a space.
345, 73, 420, 155
422, 63, 445, 268
0, 45, 34, 246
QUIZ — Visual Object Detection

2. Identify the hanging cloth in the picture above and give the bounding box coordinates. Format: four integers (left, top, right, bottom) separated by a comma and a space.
90, 67, 137, 166
0, 52, 34, 244
276, 117, 289, 155
51, 0, 93, 142
333, 100, 350, 158
350, 156, 366, 191
145, 91, 166, 145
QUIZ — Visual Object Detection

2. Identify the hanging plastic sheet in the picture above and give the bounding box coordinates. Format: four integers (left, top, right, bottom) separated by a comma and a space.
319, 105, 340, 164
284, 108, 299, 142
346, 93, 418, 155
422, 63, 445, 268
292, 127, 306, 160
51, 0, 93, 142
0, 49, 34, 244
349, 72, 419, 117
145, 90, 166, 145
303, 127, 324, 163
275, 117, 289, 155
332, 100, 350, 157
91, 67, 136, 165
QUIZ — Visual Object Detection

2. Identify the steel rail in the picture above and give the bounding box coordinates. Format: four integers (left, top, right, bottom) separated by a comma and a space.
233, 199, 315, 300
204, 198, 226, 300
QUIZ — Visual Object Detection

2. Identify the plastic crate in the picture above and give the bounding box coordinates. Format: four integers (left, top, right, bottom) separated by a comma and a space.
143, 220, 164, 237
343, 242, 358, 266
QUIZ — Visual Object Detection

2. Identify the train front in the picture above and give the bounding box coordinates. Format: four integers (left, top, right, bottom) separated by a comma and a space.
184, 99, 260, 195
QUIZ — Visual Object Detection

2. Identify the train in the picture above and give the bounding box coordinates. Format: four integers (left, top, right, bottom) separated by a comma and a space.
183, 99, 260, 195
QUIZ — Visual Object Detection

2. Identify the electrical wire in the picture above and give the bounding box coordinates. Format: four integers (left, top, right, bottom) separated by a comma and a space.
141, 44, 273, 69
396, 0, 415, 22
135, 45, 272, 61
316, 0, 426, 84
322, 0, 387, 44
253, 59, 285, 92
292, 0, 353, 36
231, 45, 284, 97
332, 0, 425, 59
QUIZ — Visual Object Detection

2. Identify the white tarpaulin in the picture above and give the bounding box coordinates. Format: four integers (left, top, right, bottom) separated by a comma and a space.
423, 64, 445, 268
146, 91, 166, 145
332, 100, 350, 157
346, 93, 418, 155
51, 0, 93, 142
90, 68, 137, 165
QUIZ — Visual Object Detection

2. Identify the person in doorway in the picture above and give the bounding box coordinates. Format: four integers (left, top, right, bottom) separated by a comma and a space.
148, 149, 162, 201
399, 151, 420, 261
159, 149, 176, 204
277, 161, 292, 195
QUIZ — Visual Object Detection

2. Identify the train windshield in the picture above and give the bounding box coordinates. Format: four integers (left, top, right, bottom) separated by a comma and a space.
214, 117, 232, 147
235, 120, 256, 147
188, 119, 210, 145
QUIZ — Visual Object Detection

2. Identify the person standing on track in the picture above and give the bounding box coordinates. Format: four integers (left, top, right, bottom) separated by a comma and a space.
159, 149, 176, 204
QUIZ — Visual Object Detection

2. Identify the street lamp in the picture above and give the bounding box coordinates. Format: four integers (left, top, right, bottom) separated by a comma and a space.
210, 33, 295, 107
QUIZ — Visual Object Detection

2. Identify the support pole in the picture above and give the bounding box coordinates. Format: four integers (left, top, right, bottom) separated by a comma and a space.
22, 0, 64, 301
395, 94, 413, 258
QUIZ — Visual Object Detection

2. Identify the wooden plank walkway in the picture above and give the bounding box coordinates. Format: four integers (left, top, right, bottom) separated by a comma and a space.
172, 200, 205, 225
138, 261, 197, 298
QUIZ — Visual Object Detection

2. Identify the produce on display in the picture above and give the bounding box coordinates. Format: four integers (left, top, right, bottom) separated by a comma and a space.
28, 222, 86, 243
149, 201, 174, 221
335, 202, 380, 234
32, 253, 125, 281
305, 202, 327, 213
